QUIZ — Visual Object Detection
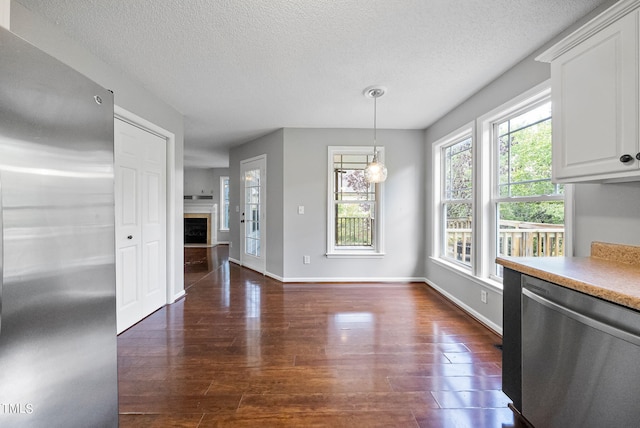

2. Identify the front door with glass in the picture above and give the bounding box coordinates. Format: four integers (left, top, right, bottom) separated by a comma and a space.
240, 155, 266, 273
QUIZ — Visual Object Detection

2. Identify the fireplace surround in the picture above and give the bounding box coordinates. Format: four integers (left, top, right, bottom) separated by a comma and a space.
183, 202, 217, 247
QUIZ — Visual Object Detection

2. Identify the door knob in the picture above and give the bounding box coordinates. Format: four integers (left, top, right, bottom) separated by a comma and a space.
619, 154, 634, 163
127, 235, 133, 239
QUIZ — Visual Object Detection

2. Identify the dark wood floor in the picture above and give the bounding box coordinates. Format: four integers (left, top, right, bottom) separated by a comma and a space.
118, 245, 522, 427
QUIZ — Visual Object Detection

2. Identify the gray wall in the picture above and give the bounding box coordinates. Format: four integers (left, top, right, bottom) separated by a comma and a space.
229, 128, 425, 282
424, 0, 633, 332
229, 129, 285, 277
283, 128, 425, 281
573, 183, 640, 256
10, 1, 186, 297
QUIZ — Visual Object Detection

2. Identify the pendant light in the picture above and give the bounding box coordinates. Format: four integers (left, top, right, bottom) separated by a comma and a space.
363, 86, 388, 183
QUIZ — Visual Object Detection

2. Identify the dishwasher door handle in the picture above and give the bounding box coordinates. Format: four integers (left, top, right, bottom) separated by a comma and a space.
523, 287, 640, 346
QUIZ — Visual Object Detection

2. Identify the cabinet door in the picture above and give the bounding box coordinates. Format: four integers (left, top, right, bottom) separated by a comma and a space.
552, 11, 638, 182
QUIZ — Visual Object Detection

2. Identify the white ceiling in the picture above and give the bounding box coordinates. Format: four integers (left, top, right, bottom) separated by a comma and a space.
17, 0, 608, 168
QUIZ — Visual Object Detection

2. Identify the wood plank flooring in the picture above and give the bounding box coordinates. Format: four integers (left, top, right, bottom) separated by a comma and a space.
118, 246, 523, 427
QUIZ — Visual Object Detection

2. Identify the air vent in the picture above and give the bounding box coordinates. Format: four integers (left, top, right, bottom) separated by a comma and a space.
184, 195, 213, 200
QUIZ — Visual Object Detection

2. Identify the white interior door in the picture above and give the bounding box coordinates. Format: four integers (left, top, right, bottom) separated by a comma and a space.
241, 155, 266, 274
115, 118, 167, 333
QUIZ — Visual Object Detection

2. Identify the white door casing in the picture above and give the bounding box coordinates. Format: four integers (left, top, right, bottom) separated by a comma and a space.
240, 155, 266, 274
115, 118, 167, 333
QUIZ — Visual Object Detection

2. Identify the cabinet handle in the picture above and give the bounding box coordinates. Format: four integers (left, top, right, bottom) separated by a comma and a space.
636, 153, 640, 161
619, 154, 634, 163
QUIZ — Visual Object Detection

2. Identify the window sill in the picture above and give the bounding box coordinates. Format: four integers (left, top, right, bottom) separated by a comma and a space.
429, 256, 504, 292
326, 252, 385, 259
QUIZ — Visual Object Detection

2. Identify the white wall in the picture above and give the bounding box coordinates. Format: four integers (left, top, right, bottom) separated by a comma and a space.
10, 1, 186, 299
184, 168, 216, 196
283, 128, 425, 281
424, 0, 627, 333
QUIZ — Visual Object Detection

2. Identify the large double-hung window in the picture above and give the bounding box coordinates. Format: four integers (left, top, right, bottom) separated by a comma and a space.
327, 146, 384, 258
433, 83, 568, 284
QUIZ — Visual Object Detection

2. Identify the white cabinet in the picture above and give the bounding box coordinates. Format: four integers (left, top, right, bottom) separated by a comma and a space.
537, 1, 640, 183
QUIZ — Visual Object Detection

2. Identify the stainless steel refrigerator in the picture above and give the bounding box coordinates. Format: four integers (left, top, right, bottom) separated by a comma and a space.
0, 27, 118, 427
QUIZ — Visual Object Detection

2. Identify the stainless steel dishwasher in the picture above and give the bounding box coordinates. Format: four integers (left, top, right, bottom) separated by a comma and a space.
522, 275, 640, 428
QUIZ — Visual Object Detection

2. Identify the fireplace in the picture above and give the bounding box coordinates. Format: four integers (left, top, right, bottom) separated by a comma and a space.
184, 213, 211, 245
184, 217, 208, 244
183, 203, 217, 247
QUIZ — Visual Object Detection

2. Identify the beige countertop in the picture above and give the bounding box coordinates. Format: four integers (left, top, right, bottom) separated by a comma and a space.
496, 242, 640, 312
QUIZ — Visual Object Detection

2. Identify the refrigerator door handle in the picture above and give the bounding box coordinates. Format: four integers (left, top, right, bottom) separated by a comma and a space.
0, 174, 3, 336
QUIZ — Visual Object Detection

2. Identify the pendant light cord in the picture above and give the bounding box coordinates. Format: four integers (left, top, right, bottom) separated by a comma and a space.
373, 95, 377, 155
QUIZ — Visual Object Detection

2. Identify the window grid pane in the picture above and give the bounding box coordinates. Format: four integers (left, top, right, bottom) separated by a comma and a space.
497, 103, 562, 198
335, 202, 374, 247
445, 137, 473, 201
442, 136, 473, 266
445, 202, 472, 265
222, 177, 229, 229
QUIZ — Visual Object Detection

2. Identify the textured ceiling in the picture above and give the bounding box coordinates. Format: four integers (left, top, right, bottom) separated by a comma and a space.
17, 0, 608, 167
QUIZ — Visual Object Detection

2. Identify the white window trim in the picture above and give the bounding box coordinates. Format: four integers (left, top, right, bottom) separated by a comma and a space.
432, 122, 475, 271
219, 176, 229, 231
478, 80, 573, 283
326, 146, 385, 258
431, 80, 573, 290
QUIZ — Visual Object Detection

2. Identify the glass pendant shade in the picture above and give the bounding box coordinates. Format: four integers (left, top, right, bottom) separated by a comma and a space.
364, 152, 387, 183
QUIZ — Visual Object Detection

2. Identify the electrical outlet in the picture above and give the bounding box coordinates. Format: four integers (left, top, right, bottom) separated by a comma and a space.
481, 290, 488, 304
303, 255, 311, 264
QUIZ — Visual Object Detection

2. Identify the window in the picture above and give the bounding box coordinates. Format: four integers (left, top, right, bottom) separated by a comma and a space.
435, 129, 473, 267
492, 99, 564, 277
432, 83, 570, 286
327, 146, 384, 258
220, 176, 229, 231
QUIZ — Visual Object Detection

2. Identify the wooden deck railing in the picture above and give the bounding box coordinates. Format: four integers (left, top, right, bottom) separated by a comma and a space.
336, 217, 373, 246
446, 219, 564, 261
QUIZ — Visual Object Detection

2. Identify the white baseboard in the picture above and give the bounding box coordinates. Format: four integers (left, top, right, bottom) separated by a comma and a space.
424, 279, 502, 336
279, 276, 426, 283
229, 257, 241, 265
265, 271, 284, 282
171, 290, 186, 303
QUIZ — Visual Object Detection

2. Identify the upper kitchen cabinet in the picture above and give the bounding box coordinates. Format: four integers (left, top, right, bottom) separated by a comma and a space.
537, 0, 640, 183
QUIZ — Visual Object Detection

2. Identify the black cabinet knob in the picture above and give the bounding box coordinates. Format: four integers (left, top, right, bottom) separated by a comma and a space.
127, 235, 133, 239
620, 154, 634, 163
636, 153, 640, 161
